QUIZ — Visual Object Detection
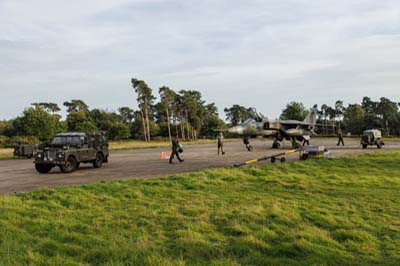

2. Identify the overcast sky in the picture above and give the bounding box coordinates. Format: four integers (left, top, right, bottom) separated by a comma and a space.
1, 0, 400, 119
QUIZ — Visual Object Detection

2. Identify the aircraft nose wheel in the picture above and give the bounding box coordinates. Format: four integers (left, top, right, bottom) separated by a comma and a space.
272, 141, 281, 149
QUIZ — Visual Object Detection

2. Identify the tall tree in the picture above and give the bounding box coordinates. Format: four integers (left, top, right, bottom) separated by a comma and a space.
335, 100, 345, 131
361, 97, 378, 113
179, 90, 206, 140
343, 104, 365, 134
280, 102, 309, 121
63, 100, 89, 113
31, 102, 61, 114
224, 105, 251, 126
377, 97, 398, 134
201, 103, 225, 137
175, 94, 186, 139
320, 104, 329, 134
159, 86, 176, 142
131, 79, 155, 141
13, 105, 64, 140
66, 111, 97, 132
118, 107, 135, 123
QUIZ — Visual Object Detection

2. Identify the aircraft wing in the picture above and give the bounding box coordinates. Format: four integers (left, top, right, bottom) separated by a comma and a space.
280, 120, 315, 126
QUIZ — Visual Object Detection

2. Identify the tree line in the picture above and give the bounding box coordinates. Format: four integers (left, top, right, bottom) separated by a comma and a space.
0, 79, 226, 145
0, 77, 399, 147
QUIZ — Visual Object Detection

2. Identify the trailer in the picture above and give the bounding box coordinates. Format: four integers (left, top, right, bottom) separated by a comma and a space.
299, 146, 325, 160
13, 144, 38, 159
234, 146, 328, 167
234, 149, 301, 167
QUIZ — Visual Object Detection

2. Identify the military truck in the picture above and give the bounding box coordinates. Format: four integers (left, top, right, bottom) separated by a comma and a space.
14, 144, 38, 158
34, 132, 109, 173
361, 129, 384, 149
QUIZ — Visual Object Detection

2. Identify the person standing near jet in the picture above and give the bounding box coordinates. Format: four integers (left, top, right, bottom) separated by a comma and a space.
337, 130, 345, 146
169, 135, 184, 164
217, 132, 225, 155
243, 135, 253, 151
302, 136, 310, 146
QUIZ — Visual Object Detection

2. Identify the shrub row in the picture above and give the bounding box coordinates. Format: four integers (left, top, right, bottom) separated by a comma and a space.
0, 135, 40, 148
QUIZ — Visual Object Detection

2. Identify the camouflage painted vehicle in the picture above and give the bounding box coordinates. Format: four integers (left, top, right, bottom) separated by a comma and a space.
34, 132, 109, 173
361, 129, 384, 149
14, 144, 38, 158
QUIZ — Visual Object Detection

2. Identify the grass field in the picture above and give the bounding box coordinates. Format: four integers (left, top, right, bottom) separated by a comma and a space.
1, 152, 400, 266
0, 148, 13, 160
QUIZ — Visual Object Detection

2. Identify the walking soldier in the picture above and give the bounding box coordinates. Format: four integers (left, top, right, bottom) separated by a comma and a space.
169, 135, 184, 164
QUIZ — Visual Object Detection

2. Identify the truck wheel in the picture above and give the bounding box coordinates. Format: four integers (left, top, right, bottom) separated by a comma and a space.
377, 143, 382, 149
362, 144, 367, 149
93, 153, 104, 168
35, 164, 53, 174
60, 156, 77, 173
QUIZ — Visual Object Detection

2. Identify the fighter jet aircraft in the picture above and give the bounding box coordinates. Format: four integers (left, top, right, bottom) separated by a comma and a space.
227, 105, 318, 150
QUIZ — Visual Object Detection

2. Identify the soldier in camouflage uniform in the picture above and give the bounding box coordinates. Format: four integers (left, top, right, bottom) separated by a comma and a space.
217, 132, 225, 155
337, 130, 345, 146
169, 135, 184, 164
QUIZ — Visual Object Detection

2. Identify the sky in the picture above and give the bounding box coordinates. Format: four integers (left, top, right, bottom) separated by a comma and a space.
0, 0, 400, 119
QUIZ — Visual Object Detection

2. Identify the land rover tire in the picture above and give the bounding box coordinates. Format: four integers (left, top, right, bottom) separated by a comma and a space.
93, 152, 104, 168
35, 164, 53, 174
362, 144, 367, 149
60, 156, 77, 173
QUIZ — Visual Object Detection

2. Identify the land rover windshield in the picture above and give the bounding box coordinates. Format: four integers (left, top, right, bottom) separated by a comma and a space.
51, 136, 82, 145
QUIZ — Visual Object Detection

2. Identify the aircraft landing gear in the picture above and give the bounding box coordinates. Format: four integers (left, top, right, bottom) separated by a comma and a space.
272, 140, 281, 149
291, 138, 301, 149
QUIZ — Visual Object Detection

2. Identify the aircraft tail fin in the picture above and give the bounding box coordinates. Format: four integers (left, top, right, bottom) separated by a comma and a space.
303, 104, 318, 125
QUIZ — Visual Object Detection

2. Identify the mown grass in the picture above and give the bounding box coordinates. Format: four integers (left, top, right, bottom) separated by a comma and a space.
1, 152, 400, 266
0, 148, 13, 160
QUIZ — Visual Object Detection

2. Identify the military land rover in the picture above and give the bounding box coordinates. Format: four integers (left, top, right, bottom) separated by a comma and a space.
34, 132, 109, 173
361, 129, 384, 149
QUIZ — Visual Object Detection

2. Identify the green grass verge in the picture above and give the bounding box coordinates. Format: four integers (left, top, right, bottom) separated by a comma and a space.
1, 152, 400, 266
0, 155, 14, 160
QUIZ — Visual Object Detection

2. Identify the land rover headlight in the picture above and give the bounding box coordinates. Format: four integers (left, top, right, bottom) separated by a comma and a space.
57, 152, 65, 159
37, 153, 42, 158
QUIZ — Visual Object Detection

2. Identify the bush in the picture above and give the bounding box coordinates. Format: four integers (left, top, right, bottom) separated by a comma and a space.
0, 135, 40, 148
107, 122, 130, 140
